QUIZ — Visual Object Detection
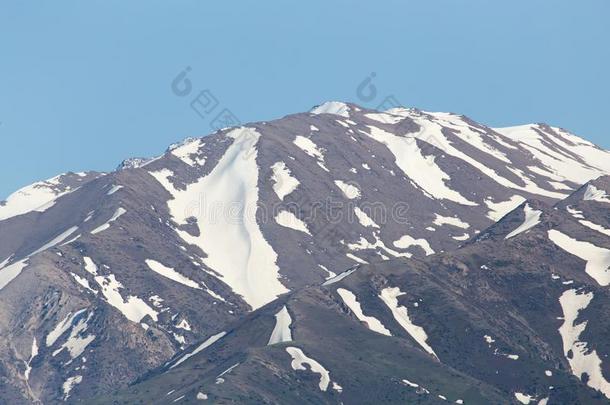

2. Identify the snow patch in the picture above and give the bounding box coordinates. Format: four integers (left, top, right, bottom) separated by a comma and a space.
51, 312, 95, 360
106, 185, 123, 196
31, 226, 79, 256
579, 220, 610, 237
70, 273, 97, 294
83, 257, 98, 275
433, 214, 470, 229
61, 233, 81, 246
322, 267, 358, 286
91, 208, 126, 235
558, 289, 610, 398
354, 207, 379, 228
393, 235, 434, 256
275, 211, 311, 235
566, 206, 585, 219
584, 184, 610, 204
379, 287, 438, 359
346, 253, 368, 264
318, 264, 337, 280
347, 234, 411, 260
270, 161, 299, 200
514, 392, 535, 404
294, 136, 325, 161
505, 203, 542, 239
286, 347, 333, 391
24, 337, 38, 381
484, 195, 526, 221
334, 180, 361, 199
145, 259, 201, 289
171, 139, 204, 166
93, 270, 158, 323
176, 319, 191, 331
170, 331, 226, 369
46, 309, 87, 347
268, 306, 293, 345
337, 288, 391, 336
548, 230, 610, 286
62, 375, 83, 400
0, 259, 28, 290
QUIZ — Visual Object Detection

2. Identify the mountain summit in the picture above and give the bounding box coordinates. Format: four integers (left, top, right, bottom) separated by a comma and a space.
1, 102, 609, 404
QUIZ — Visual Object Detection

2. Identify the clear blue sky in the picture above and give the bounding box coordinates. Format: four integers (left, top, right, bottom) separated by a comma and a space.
1, 1, 609, 199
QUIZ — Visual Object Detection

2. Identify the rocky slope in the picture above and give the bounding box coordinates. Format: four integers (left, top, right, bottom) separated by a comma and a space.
0, 101, 609, 403
98, 177, 610, 404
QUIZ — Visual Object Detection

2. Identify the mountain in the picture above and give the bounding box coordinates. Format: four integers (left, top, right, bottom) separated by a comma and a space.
93, 177, 610, 405
0, 101, 609, 403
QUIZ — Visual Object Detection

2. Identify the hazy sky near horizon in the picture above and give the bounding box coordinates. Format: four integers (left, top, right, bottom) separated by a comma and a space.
1, 1, 609, 198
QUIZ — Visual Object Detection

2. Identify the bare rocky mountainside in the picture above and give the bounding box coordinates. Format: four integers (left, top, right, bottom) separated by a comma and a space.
0, 101, 609, 404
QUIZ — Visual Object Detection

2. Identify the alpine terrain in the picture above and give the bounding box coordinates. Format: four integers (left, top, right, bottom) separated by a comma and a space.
1, 101, 609, 404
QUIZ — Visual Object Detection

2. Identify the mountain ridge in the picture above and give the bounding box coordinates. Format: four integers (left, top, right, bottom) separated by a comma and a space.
4, 100, 607, 207
102, 175, 610, 404
0, 101, 609, 403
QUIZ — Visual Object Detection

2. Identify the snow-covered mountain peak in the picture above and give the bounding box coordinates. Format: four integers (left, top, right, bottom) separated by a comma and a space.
115, 157, 157, 170
167, 137, 201, 153
310, 101, 352, 117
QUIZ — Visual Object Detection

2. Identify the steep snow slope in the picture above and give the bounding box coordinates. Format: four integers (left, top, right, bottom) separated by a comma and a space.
0, 172, 101, 221
494, 124, 610, 184
149, 128, 288, 309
